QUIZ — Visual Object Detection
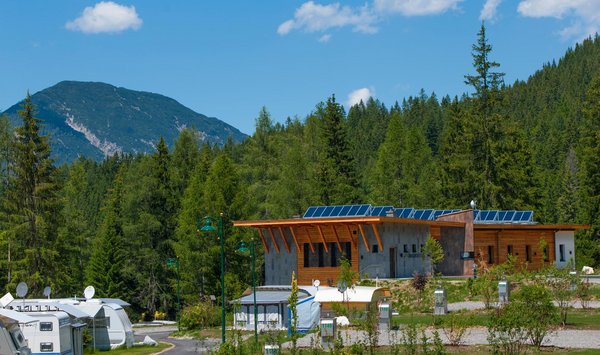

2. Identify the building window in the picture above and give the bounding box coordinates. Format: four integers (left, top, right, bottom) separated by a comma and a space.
318, 243, 324, 267
40, 322, 53, 331
525, 245, 531, 262
487, 245, 494, 264
330, 243, 337, 267
559, 244, 565, 262
372, 245, 379, 253
412, 244, 417, 253
40, 343, 54, 352
507, 245, 513, 256
403, 244, 408, 253
303, 243, 310, 267
343, 242, 352, 264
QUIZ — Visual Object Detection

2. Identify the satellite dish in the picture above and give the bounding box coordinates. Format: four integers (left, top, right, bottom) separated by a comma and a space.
470, 200, 476, 209
43, 286, 52, 298
313, 279, 320, 288
16, 282, 28, 298
337, 280, 348, 294
83, 286, 95, 300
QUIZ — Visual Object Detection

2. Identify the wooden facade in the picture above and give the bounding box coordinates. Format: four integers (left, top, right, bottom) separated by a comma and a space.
234, 212, 588, 284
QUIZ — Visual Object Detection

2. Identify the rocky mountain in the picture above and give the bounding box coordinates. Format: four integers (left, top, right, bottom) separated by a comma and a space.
2, 81, 247, 163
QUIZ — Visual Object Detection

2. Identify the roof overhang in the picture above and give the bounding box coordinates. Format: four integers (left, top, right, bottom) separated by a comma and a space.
474, 224, 590, 230
233, 216, 465, 228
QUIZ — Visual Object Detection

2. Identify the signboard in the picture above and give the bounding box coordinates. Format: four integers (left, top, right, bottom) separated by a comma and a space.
460, 251, 475, 260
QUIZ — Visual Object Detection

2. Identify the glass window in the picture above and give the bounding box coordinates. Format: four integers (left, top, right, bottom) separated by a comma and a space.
487, 245, 494, 264
525, 245, 531, 262
507, 245, 513, 256
412, 244, 417, 253
40, 342, 54, 352
559, 244, 565, 262
372, 245, 379, 253
40, 322, 53, 331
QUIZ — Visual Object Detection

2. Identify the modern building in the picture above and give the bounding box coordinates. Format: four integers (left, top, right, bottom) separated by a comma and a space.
233, 205, 588, 285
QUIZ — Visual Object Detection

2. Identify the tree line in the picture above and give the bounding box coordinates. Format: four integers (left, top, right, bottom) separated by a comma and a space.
0, 24, 598, 318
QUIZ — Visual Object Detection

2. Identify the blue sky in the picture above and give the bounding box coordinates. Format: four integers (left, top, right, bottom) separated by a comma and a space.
0, 1, 598, 135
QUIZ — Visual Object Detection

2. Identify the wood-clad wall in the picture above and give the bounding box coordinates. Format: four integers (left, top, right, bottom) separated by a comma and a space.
292, 224, 360, 285
473, 229, 556, 270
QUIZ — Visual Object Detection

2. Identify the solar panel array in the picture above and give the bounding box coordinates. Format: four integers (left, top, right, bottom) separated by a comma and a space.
302, 205, 535, 224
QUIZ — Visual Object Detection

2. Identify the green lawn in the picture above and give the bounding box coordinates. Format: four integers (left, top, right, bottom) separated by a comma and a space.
84, 343, 170, 354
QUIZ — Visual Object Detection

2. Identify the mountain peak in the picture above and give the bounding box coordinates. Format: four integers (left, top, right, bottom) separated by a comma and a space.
2, 81, 247, 164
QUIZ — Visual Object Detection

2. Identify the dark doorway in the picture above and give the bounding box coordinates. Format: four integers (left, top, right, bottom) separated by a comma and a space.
389, 248, 396, 278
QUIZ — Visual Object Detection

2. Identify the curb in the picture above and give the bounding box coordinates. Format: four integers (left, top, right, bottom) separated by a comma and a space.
150, 341, 175, 355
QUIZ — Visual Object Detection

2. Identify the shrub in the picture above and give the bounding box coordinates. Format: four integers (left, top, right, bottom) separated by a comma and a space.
179, 301, 220, 330
441, 312, 470, 346
487, 303, 529, 355
515, 283, 559, 349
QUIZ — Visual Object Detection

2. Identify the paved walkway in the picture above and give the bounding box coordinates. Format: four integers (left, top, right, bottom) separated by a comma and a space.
448, 300, 600, 311
287, 328, 600, 350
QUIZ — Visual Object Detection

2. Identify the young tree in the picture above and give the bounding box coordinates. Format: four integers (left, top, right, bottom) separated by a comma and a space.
423, 237, 444, 275
288, 271, 299, 355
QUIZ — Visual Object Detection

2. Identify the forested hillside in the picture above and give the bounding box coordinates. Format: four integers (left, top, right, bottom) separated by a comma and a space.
0, 27, 598, 319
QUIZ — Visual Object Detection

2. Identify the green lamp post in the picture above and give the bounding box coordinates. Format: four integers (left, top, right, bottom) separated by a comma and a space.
237, 240, 258, 346
200, 213, 225, 344
166, 257, 181, 332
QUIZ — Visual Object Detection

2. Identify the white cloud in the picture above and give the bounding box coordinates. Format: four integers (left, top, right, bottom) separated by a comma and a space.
318, 34, 332, 43
517, 0, 600, 40
373, 0, 462, 16
278, 0, 463, 40
277, 1, 377, 36
347, 87, 374, 107
480, 0, 502, 21
66, 1, 142, 34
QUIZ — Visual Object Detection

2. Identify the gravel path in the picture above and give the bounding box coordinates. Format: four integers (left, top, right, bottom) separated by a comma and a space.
448, 300, 600, 311
286, 327, 600, 350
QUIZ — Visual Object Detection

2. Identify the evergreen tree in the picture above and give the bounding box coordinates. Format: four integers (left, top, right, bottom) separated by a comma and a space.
85, 169, 130, 298
314, 95, 360, 205
2, 94, 61, 294
0, 115, 13, 196
171, 128, 200, 200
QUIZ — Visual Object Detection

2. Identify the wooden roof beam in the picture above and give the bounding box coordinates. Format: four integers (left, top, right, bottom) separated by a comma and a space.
278, 226, 291, 253
302, 226, 315, 253
267, 227, 280, 254
371, 223, 383, 253
256, 228, 269, 253
288, 226, 301, 252
316, 225, 329, 253
345, 224, 357, 248
357, 224, 370, 252
330, 225, 342, 252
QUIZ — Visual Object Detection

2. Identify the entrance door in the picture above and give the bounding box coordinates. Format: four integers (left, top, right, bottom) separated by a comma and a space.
389, 248, 396, 278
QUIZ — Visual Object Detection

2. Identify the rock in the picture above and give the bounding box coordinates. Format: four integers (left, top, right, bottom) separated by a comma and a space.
143, 335, 158, 346
582, 266, 595, 275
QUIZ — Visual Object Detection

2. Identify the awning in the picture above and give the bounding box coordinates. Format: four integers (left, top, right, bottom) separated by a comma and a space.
0, 309, 38, 324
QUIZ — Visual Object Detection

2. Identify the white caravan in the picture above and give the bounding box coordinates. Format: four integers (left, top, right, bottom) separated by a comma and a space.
0, 308, 35, 355
19, 311, 72, 355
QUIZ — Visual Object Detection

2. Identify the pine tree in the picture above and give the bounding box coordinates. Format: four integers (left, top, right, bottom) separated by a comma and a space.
85, 169, 130, 299
314, 95, 360, 205
0, 115, 13, 196
2, 94, 61, 294
171, 128, 200, 199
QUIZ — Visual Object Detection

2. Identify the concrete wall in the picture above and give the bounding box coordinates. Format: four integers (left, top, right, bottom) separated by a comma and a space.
358, 223, 429, 278
264, 228, 297, 285
437, 227, 465, 276
554, 231, 575, 269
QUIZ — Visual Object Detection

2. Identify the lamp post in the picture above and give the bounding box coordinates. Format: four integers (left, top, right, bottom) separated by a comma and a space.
238, 240, 258, 346
167, 258, 181, 332
200, 213, 225, 344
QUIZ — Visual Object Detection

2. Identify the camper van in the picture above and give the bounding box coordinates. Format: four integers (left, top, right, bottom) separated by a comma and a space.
20, 311, 72, 355
0, 309, 35, 355
100, 302, 134, 349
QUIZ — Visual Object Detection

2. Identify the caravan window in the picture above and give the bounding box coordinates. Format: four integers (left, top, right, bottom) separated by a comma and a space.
40, 322, 53, 331
40, 342, 54, 352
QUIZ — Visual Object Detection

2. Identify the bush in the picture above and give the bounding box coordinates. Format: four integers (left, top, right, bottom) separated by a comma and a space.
440, 312, 470, 346
515, 283, 559, 349
179, 301, 220, 330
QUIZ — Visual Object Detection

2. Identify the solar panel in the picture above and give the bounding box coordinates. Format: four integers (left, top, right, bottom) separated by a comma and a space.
395, 208, 414, 218
357, 204, 371, 215
473, 210, 481, 221
513, 211, 523, 221
370, 206, 394, 217
413, 209, 434, 220
503, 210, 516, 221
340, 205, 351, 216
321, 206, 334, 217
331, 205, 343, 216
520, 211, 533, 222
303, 206, 318, 218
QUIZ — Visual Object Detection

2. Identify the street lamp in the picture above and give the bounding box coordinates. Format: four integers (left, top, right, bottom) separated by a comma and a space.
166, 258, 181, 332
200, 213, 225, 344
237, 240, 258, 346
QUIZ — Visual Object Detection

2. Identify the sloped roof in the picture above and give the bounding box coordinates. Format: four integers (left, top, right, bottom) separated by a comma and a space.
314, 286, 388, 303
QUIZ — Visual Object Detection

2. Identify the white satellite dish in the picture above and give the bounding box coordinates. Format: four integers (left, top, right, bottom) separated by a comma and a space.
16, 282, 28, 298
43, 286, 52, 298
470, 200, 476, 209
83, 286, 95, 300
313, 279, 320, 287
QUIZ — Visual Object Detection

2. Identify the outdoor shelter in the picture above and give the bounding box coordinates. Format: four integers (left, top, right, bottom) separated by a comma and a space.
314, 286, 391, 316
232, 286, 316, 331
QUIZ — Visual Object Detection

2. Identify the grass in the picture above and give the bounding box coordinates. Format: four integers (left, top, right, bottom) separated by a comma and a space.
564, 308, 600, 329
84, 343, 170, 354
